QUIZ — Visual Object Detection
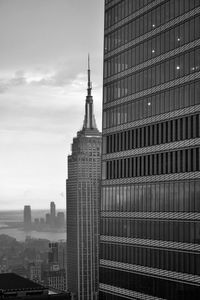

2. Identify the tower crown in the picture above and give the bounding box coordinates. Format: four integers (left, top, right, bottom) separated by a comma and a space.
81, 55, 99, 135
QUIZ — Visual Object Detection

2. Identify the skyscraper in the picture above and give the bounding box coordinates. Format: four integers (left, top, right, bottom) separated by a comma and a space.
66, 58, 101, 299
50, 201, 56, 218
100, 1, 200, 299
23, 205, 32, 230
50, 201, 56, 227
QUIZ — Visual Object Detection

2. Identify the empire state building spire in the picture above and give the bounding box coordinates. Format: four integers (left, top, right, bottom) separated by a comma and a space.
87, 54, 92, 97
82, 55, 99, 135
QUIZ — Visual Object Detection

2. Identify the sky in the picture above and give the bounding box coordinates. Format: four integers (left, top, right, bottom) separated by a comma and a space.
0, 0, 104, 210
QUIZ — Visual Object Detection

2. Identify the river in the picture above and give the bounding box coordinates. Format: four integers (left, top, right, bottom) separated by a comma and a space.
0, 209, 66, 242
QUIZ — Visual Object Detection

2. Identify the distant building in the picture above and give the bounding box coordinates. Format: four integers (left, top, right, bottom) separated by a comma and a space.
66, 58, 101, 299
48, 242, 66, 272
40, 218, 45, 224
23, 205, 32, 230
0, 257, 8, 274
45, 213, 50, 225
56, 212, 65, 227
57, 242, 66, 271
44, 243, 66, 291
28, 255, 42, 283
34, 218, 39, 225
50, 202, 56, 218
48, 243, 59, 269
44, 269, 66, 292
29, 262, 41, 282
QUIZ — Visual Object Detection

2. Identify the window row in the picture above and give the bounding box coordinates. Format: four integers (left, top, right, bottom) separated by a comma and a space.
103, 81, 200, 128
104, 47, 200, 103
100, 243, 200, 275
105, 114, 200, 153
100, 268, 200, 300
99, 293, 124, 300
104, 15, 200, 78
105, 0, 112, 5
105, 0, 152, 29
101, 181, 200, 213
105, 0, 200, 52
101, 218, 200, 244
106, 147, 200, 179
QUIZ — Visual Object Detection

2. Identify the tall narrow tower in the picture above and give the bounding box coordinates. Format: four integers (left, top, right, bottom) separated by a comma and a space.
50, 201, 56, 218
23, 205, 32, 230
66, 58, 101, 299
50, 201, 56, 227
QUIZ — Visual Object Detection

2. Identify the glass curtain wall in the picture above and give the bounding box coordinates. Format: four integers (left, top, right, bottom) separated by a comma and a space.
100, 0, 200, 299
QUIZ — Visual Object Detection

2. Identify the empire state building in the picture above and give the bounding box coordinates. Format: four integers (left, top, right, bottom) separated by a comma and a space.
66, 58, 101, 299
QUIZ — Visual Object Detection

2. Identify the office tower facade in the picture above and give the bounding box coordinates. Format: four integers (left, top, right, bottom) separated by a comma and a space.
66, 60, 101, 299
24, 205, 32, 230
100, 1, 200, 299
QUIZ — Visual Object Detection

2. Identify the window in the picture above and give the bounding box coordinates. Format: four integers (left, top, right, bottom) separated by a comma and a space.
106, 147, 200, 179
106, 79, 200, 123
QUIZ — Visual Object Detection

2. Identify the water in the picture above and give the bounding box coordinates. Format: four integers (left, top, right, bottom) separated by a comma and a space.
0, 210, 66, 242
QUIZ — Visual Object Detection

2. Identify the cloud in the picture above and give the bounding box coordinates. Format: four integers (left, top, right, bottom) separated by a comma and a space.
0, 58, 91, 94
0, 64, 102, 138
0, 70, 26, 93
0, 0, 104, 210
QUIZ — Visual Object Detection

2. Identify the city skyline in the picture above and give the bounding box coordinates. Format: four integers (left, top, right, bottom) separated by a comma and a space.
0, 0, 104, 210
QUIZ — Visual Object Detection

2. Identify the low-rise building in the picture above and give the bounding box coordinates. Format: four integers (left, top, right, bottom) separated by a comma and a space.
44, 269, 66, 292
0, 273, 71, 299
29, 262, 41, 282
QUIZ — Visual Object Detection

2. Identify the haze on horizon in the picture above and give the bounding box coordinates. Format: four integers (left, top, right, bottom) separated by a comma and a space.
0, 0, 104, 210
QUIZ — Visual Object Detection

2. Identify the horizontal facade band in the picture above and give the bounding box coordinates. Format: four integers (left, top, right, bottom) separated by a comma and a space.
100, 235, 200, 253
105, 7, 200, 59
105, 0, 165, 35
103, 137, 200, 160
103, 104, 200, 135
102, 171, 200, 185
103, 72, 200, 111
101, 211, 200, 221
100, 259, 200, 285
105, 0, 121, 10
104, 39, 200, 84
99, 283, 166, 300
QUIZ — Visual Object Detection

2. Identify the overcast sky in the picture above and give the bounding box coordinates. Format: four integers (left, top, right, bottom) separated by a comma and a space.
0, 0, 104, 210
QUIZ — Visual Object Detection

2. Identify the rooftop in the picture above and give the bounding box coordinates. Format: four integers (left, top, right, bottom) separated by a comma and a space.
0, 273, 46, 291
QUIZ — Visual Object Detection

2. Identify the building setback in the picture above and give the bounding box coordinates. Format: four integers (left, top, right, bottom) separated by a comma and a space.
66, 59, 101, 299
100, 1, 200, 299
